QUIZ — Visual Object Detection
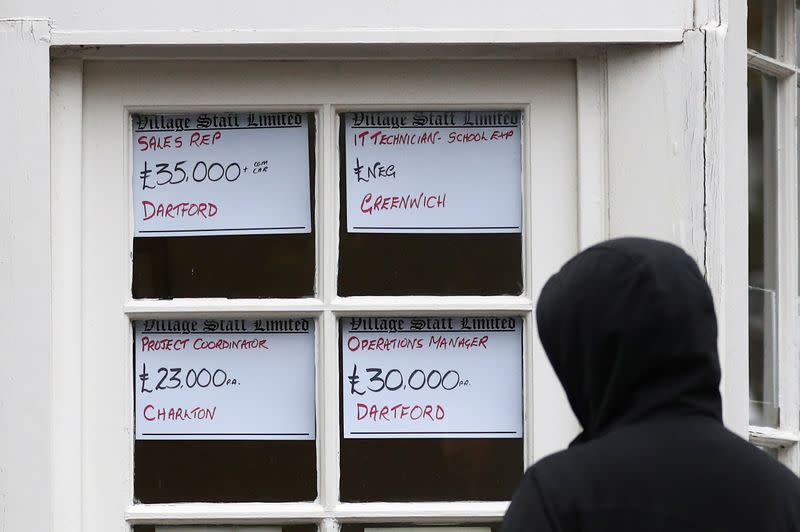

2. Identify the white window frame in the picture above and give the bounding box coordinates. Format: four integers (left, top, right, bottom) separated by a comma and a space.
50, 55, 608, 531
746, 0, 800, 472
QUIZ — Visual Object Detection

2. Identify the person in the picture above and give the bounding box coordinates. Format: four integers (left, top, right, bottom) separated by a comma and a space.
503, 237, 800, 532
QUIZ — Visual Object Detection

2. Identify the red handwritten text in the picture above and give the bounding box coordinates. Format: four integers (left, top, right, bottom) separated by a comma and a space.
142, 201, 218, 221
428, 335, 489, 349
357, 403, 445, 421
137, 131, 224, 151
360, 192, 446, 215
143, 404, 217, 421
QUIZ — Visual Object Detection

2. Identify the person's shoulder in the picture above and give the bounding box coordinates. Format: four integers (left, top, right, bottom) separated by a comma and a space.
529, 420, 800, 521
528, 430, 626, 477
694, 421, 800, 486
518, 443, 601, 507
726, 432, 800, 492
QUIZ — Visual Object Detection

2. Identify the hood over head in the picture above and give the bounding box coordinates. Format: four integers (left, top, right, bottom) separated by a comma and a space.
536, 238, 721, 445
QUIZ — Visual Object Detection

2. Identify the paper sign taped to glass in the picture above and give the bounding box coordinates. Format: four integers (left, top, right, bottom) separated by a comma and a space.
131, 112, 312, 237
342, 316, 523, 439
134, 319, 316, 440
344, 110, 523, 234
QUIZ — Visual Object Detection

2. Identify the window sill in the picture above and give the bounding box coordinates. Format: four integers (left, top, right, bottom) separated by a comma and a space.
748, 426, 800, 449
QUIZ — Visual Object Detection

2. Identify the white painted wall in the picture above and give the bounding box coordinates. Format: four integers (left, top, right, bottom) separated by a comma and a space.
605, 17, 750, 437
0, 0, 690, 45
0, 19, 52, 532
607, 37, 707, 260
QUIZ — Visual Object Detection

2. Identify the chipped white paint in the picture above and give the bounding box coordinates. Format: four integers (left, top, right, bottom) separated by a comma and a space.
694, 0, 722, 28
703, 21, 746, 438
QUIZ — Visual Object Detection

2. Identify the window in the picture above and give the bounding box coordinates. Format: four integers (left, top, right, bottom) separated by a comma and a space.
132, 113, 317, 299
62, 58, 587, 531
747, 0, 800, 469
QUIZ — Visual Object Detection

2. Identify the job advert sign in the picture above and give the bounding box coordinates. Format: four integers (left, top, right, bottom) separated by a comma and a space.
131, 112, 312, 237
344, 110, 522, 233
134, 319, 315, 440
341, 316, 523, 438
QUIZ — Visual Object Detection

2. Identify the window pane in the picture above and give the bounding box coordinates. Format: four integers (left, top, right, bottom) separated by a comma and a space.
748, 0, 777, 56
748, 287, 779, 426
133, 319, 317, 502
339, 316, 523, 501
748, 70, 779, 427
132, 112, 316, 299
337, 111, 523, 296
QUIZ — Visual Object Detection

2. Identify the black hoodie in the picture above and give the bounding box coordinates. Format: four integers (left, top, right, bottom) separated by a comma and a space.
503, 238, 800, 532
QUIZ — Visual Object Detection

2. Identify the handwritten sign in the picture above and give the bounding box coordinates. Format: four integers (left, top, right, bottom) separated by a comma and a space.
132, 112, 312, 237
342, 316, 522, 438
344, 111, 522, 233
134, 319, 315, 440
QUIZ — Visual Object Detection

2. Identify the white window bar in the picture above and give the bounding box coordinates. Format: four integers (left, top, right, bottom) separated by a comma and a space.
65, 58, 598, 529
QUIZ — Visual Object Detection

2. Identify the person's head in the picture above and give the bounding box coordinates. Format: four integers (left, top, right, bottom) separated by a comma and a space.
536, 237, 721, 444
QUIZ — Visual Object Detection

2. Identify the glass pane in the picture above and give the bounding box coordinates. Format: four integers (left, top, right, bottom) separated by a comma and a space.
132, 112, 316, 299
339, 316, 523, 501
749, 288, 779, 426
748, 69, 779, 427
337, 111, 523, 296
133, 319, 317, 502
748, 0, 777, 56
